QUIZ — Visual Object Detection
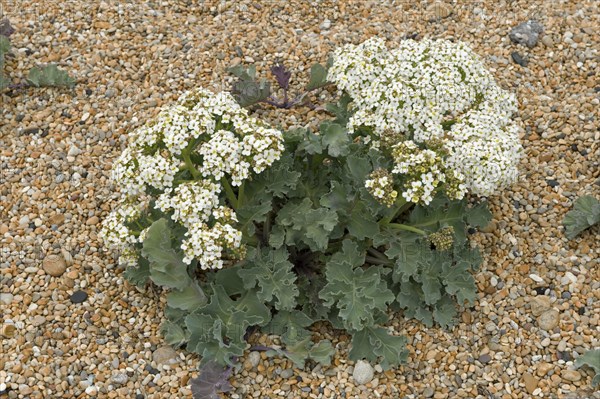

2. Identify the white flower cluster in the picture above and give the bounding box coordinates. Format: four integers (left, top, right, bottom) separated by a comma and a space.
329, 37, 522, 200
98, 199, 147, 266
445, 113, 522, 196
102, 88, 284, 270
390, 141, 466, 205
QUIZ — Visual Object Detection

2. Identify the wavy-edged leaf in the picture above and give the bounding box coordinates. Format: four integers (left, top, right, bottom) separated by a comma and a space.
123, 256, 151, 287
142, 218, 190, 290
349, 326, 408, 370
575, 349, 600, 387
190, 360, 233, 399
238, 247, 298, 311
27, 64, 75, 88
319, 240, 395, 330
276, 198, 338, 251
309, 340, 334, 366
348, 202, 380, 240
161, 321, 188, 347
321, 122, 350, 157
396, 279, 433, 327
465, 202, 492, 228
374, 228, 428, 283
563, 195, 600, 239
167, 280, 207, 311
432, 294, 458, 329
270, 63, 291, 90
306, 62, 328, 90
185, 286, 270, 366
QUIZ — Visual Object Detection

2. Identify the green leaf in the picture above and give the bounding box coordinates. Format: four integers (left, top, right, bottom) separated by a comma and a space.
349, 327, 408, 370
297, 273, 330, 321
320, 181, 352, 212
319, 240, 395, 330
160, 321, 188, 347
396, 279, 433, 326
432, 295, 458, 328
186, 285, 271, 366
346, 154, 372, 183
123, 256, 151, 288
166, 280, 207, 312
441, 249, 478, 305
563, 195, 600, 239
409, 197, 468, 244
237, 199, 272, 235
0, 35, 10, 56
325, 93, 353, 126
321, 122, 350, 157
297, 130, 323, 155
212, 265, 245, 296
306, 63, 328, 90
575, 349, 600, 386
0, 75, 9, 90
252, 154, 301, 198
267, 310, 313, 337
238, 247, 298, 311
348, 202, 380, 241
27, 64, 76, 88
142, 219, 190, 290
276, 199, 339, 251
309, 340, 334, 366
465, 202, 492, 228
374, 228, 428, 283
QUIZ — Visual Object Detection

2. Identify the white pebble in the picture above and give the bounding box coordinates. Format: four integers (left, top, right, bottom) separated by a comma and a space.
529, 274, 544, 283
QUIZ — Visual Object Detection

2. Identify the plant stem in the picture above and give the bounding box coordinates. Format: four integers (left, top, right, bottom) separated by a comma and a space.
366, 256, 392, 266
221, 177, 238, 210
380, 197, 409, 225
181, 144, 201, 180
237, 181, 245, 208
386, 223, 427, 236
367, 248, 389, 262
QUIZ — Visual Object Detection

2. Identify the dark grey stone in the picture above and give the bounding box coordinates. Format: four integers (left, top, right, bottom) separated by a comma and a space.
509, 20, 544, 48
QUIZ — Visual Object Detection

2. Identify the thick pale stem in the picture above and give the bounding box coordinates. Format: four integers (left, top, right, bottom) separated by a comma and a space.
182, 144, 201, 180
386, 223, 427, 236
221, 177, 238, 210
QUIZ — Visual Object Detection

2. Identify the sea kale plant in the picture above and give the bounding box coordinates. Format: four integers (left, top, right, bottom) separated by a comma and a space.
0, 18, 75, 90
101, 37, 523, 388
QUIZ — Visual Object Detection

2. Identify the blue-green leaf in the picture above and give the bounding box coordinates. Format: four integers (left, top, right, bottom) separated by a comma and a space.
142, 218, 190, 290
563, 195, 600, 239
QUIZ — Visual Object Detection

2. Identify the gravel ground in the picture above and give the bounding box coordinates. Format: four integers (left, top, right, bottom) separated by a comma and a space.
1, 1, 598, 398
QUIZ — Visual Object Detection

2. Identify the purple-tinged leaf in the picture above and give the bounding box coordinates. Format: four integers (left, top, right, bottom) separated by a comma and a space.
270, 63, 291, 90
190, 361, 233, 399
0, 19, 15, 38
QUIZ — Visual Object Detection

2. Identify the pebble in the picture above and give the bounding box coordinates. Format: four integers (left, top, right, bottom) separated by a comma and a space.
424, 387, 435, 398
352, 360, 374, 385
319, 19, 331, 31
530, 295, 551, 316
523, 373, 538, 394
42, 254, 67, 276
280, 369, 294, 379
70, 290, 88, 304
509, 20, 544, 48
478, 354, 492, 364
529, 274, 544, 283
537, 309, 560, 331
511, 51, 528, 67
152, 346, 179, 365
248, 351, 261, 368
111, 373, 128, 385
561, 369, 582, 382
0, 293, 13, 305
